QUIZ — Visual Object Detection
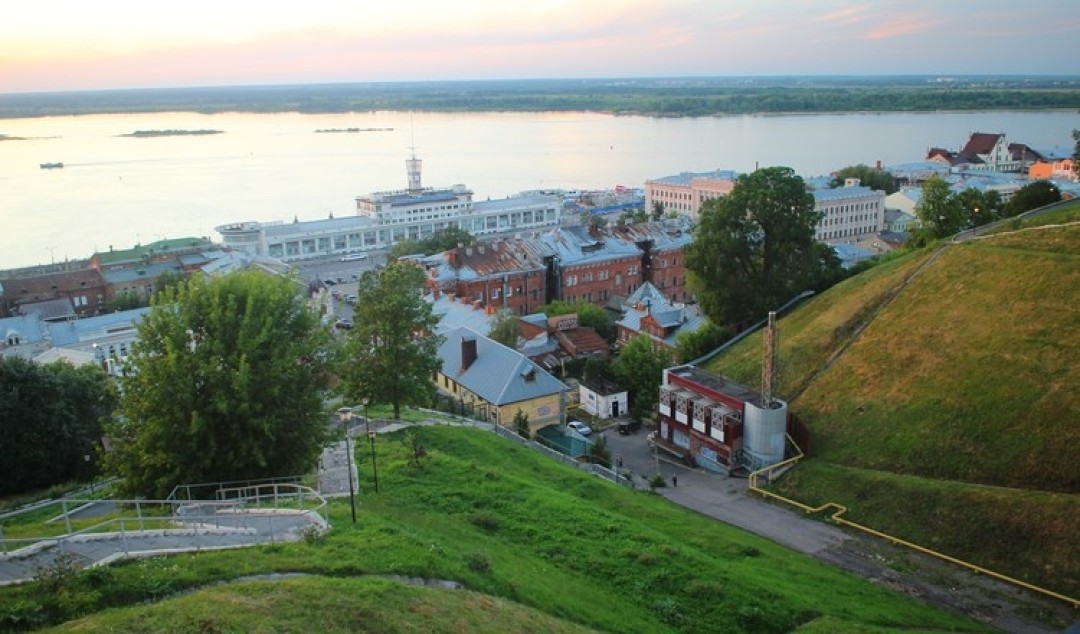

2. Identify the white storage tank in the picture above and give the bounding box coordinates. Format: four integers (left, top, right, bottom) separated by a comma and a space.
742, 398, 788, 469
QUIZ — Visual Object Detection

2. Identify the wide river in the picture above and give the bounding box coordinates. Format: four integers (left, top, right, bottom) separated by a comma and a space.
1, 109, 1076, 269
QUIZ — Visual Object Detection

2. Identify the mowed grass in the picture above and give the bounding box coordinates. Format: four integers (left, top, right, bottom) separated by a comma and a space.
705, 214, 1080, 599
0, 426, 985, 634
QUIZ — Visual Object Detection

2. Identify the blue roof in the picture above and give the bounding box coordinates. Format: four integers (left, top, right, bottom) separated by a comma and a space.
428, 294, 495, 335
616, 283, 708, 347
263, 215, 375, 238
46, 307, 151, 347
437, 327, 567, 406
812, 186, 881, 203
387, 190, 460, 207
0, 314, 47, 345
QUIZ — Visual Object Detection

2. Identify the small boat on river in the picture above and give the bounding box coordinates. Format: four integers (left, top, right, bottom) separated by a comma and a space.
40, 162, 64, 169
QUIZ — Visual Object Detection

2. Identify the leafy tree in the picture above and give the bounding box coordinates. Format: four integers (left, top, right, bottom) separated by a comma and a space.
954, 188, 1002, 228
1003, 181, 1062, 218
389, 227, 477, 260
582, 357, 613, 383
422, 226, 475, 254
488, 308, 521, 349
106, 291, 146, 313
388, 238, 425, 260
685, 166, 836, 328
651, 201, 665, 221
107, 271, 329, 499
586, 434, 612, 467
153, 270, 186, 297
675, 321, 731, 363
908, 176, 965, 247
541, 300, 615, 342
0, 358, 115, 496
612, 335, 673, 421
829, 164, 898, 194
338, 262, 443, 420
512, 409, 530, 439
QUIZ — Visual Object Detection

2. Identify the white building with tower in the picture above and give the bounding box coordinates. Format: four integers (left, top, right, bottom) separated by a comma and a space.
217, 153, 561, 262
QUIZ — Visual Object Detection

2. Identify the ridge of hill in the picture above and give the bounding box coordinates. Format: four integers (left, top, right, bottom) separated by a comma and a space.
704, 206, 1080, 598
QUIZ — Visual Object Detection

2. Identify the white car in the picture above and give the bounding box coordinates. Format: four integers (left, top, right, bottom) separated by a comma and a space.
567, 420, 592, 437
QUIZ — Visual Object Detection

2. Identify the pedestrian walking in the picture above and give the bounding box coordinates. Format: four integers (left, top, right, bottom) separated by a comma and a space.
672, 474, 678, 487
616, 455, 623, 468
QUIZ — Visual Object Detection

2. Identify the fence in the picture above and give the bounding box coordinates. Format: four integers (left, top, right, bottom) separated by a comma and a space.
748, 436, 1078, 609
0, 482, 328, 582
491, 424, 633, 488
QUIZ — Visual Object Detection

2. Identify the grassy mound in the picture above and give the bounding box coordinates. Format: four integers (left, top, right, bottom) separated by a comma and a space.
2, 426, 982, 633
705, 207, 1080, 598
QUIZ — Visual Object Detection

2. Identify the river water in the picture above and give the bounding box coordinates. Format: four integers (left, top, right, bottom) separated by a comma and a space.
1, 109, 1076, 269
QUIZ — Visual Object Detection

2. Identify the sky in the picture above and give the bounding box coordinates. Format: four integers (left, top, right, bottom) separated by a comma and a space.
4, 0, 1079, 93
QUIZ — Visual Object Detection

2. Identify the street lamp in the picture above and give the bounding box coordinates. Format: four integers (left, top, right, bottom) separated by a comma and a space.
336, 406, 357, 523
362, 398, 379, 493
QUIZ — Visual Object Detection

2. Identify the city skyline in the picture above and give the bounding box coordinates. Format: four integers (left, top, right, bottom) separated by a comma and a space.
5, 0, 1080, 94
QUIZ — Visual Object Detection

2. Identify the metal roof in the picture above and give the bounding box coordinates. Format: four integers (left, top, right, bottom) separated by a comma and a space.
437, 327, 567, 406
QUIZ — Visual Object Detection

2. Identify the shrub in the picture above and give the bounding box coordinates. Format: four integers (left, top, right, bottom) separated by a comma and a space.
471, 510, 500, 532
466, 552, 492, 574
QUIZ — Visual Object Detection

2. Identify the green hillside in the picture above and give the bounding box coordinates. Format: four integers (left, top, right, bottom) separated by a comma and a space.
704, 207, 1080, 598
2, 426, 983, 633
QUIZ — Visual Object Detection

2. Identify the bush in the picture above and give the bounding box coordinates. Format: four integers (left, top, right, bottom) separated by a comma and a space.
471, 510, 500, 532
466, 552, 492, 573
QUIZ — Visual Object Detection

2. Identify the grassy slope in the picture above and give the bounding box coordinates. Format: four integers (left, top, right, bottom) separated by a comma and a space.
705, 210, 1080, 598
3, 426, 982, 634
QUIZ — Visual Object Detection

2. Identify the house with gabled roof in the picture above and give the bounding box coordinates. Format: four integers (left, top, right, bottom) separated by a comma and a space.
927, 132, 1020, 172
615, 282, 708, 357
435, 327, 568, 434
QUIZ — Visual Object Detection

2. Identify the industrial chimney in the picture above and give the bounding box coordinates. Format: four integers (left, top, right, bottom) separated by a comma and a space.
762, 311, 778, 408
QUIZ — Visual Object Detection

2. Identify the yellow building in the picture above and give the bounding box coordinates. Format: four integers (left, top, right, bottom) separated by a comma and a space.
436, 327, 568, 435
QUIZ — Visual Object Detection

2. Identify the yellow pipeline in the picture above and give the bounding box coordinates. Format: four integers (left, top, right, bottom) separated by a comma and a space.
748, 436, 1079, 609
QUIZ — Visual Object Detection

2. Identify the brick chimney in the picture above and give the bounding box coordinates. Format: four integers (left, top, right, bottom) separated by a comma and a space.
448, 249, 460, 268
461, 336, 478, 371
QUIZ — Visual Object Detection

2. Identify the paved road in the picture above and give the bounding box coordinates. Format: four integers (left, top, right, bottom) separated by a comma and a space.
602, 428, 849, 556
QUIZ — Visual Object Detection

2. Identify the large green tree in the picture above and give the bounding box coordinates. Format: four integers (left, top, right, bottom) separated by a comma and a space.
389, 226, 477, 260
0, 358, 115, 496
338, 262, 443, 420
108, 271, 329, 499
612, 335, 673, 421
908, 176, 966, 247
1003, 180, 1062, 218
829, 164, 898, 194
954, 188, 1003, 228
685, 166, 838, 328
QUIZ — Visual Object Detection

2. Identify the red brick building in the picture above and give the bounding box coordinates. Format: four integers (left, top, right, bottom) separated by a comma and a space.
656, 365, 789, 475
423, 221, 693, 313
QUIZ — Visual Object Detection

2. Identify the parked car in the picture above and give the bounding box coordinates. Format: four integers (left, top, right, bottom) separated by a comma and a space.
323, 279, 337, 286
617, 418, 643, 435
334, 319, 353, 330
566, 420, 592, 436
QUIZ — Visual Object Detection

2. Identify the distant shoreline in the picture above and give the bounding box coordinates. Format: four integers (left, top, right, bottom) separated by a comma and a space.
119, 129, 224, 137
1, 76, 1078, 119
315, 127, 394, 133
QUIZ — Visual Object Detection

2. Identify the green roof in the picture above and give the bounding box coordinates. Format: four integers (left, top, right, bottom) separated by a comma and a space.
94, 237, 212, 264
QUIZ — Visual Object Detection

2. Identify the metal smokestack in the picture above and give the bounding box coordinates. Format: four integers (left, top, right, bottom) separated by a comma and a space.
762, 311, 778, 408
